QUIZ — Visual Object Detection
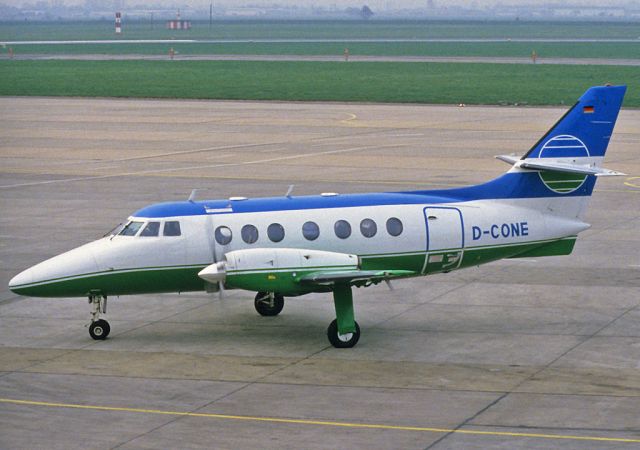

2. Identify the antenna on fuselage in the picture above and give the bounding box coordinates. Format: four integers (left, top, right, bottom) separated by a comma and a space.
188, 189, 200, 202
285, 185, 294, 198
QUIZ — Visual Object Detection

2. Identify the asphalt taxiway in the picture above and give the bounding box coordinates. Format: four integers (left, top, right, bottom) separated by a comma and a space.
0, 97, 639, 449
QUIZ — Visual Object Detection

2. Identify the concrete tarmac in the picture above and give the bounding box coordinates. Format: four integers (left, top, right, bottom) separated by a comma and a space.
0, 97, 639, 449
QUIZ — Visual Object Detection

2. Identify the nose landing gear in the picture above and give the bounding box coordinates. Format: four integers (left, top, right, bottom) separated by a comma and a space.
87, 293, 110, 340
254, 292, 285, 316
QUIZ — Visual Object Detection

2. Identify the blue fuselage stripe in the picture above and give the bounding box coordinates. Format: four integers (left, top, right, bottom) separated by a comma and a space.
133, 172, 596, 219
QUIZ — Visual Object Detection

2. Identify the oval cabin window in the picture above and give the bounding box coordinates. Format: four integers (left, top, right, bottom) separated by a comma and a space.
334, 220, 352, 239
267, 223, 285, 242
386, 217, 403, 237
215, 226, 232, 245
241, 224, 259, 244
302, 221, 320, 241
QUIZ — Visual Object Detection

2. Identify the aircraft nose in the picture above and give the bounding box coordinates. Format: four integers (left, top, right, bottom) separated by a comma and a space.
9, 268, 34, 293
8, 242, 101, 297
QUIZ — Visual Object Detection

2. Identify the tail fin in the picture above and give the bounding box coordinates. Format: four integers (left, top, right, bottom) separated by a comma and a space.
496, 84, 626, 195
416, 85, 627, 220
490, 85, 626, 217
521, 85, 626, 161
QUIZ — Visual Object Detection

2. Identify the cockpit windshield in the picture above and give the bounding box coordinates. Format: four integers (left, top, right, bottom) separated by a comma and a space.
105, 219, 182, 238
119, 221, 144, 236
104, 223, 124, 237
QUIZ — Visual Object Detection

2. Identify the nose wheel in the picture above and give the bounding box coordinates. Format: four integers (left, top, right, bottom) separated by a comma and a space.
89, 319, 110, 340
88, 293, 110, 340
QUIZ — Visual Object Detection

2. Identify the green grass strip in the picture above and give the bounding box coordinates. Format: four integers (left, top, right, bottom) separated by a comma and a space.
1, 60, 638, 106
2, 20, 640, 41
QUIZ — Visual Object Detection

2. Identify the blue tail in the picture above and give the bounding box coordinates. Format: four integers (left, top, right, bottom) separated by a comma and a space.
410, 85, 627, 216
523, 85, 626, 159
413, 86, 627, 218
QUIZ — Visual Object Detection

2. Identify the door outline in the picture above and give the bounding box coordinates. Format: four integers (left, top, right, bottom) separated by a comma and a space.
422, 206, 465, 274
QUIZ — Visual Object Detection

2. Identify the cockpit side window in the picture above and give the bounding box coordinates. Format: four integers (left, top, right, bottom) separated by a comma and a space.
140, 221, 160, 237
163, 221, 181, 237
119, 221, 143, 236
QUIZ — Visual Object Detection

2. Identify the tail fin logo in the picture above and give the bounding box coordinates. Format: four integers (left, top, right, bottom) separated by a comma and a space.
538, 135, 589, 194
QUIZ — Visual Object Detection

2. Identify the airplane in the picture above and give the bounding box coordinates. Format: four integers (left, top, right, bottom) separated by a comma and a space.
8, 85, 626, 348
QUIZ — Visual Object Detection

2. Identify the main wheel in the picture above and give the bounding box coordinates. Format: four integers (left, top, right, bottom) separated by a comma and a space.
327, 319, 360, 348
254, 292, 284, 316
89, 319, 110, 340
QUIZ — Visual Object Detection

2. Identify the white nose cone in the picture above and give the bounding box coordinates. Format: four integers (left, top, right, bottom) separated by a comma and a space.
8, 241, 101, 297
9, 268, 34, 290
198, 262, 226, 284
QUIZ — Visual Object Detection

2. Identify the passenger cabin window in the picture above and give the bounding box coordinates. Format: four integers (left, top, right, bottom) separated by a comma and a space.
386, 217, 403, 237
360, 218, 377, 238
140, 221, 160, 237
215, 226, 232, 245
119, 221, 143, 236
163, 221, 181, 237
241, 224, 259, 244
267, 223, 285, 243
334, 220, 351, 239
302, 221, 320, 241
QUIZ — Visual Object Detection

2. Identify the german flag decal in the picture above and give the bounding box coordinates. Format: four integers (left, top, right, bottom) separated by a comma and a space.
583, 106, 595, 113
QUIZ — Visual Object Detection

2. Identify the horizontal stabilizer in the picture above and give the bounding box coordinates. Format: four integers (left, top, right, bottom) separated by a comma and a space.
496, 155, 625, 177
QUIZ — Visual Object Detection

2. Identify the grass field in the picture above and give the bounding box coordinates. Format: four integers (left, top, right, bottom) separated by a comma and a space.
1, 60, 638, 107
2, 19, 640, 41
5, 41, 640, 60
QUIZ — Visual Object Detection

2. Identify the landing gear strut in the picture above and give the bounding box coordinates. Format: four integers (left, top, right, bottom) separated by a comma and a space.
254, 292, 284, 316
88, 293, 110, 340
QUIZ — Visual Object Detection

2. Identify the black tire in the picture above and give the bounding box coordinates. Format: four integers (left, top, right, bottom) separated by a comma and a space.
89, 319, 110, 340
327, 319, 360, 348
254, 292, 284, 316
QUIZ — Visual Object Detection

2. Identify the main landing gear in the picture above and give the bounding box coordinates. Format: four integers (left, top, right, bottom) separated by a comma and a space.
327, 283, 360, 348
254, 292, 285, 316
253, 287, 361, 348
88, 293, 110, 340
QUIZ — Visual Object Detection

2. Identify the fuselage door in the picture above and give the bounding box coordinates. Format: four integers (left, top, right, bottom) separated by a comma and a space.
423, 207, 464, 274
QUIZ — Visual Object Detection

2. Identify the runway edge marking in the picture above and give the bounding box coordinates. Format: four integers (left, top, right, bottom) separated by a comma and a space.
1, 398, 639, 444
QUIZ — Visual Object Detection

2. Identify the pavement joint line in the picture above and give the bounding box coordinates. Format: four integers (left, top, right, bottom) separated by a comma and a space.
1, 397, 639, 444
2, 168, 637, 193
110, 337, 340, 447
420, 260, 527, 449
368, 279, 474, 332
0, 142, 407, 189
424, 391, 510, 449
109, 375, 256, 449
592, 303, 640, 338
3, 367, 640, 398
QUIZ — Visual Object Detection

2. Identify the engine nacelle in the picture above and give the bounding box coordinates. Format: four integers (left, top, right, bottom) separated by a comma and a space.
224, 248, 358, 295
